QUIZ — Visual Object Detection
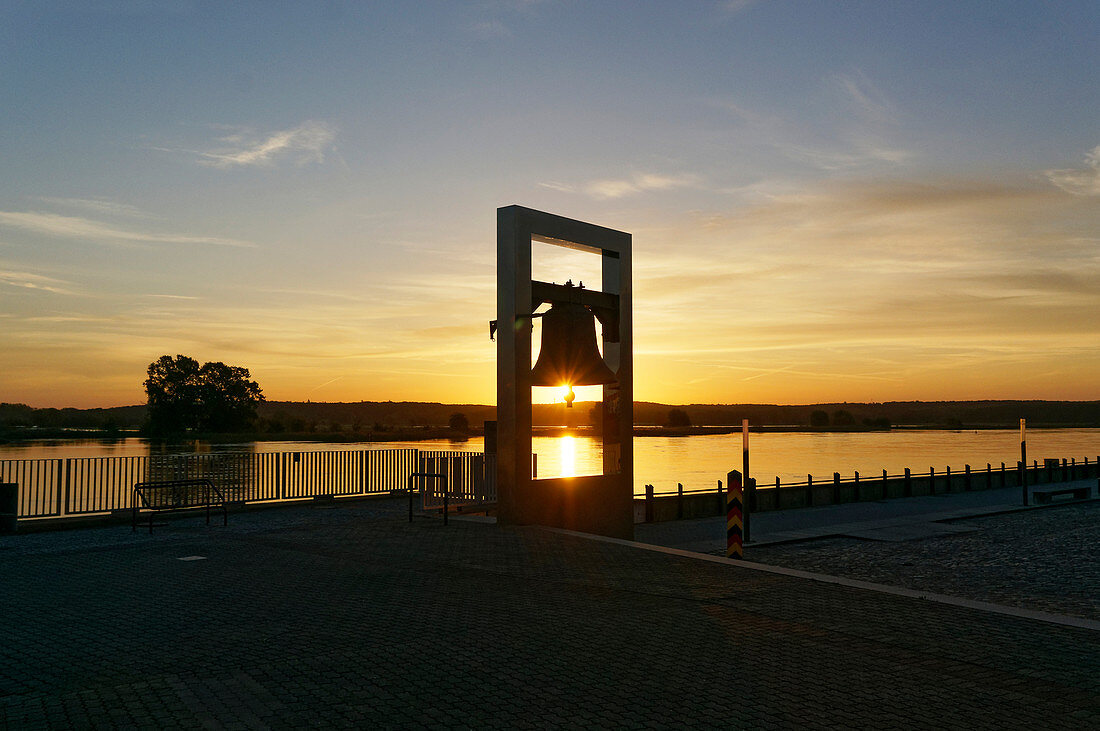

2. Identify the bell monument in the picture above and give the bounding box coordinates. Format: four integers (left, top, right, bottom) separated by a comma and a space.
495, 205, 633, 539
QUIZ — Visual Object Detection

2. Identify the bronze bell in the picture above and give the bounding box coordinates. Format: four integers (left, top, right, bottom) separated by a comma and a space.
531, 300, 617, 404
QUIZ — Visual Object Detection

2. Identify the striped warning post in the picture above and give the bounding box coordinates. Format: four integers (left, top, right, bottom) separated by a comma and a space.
726, 469, 743, 558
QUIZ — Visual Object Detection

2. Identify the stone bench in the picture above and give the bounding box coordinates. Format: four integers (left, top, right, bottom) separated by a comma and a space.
1031, 484, 1092, 505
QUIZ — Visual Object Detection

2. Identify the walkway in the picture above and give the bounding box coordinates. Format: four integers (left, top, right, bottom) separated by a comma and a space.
635, 478, 1099, 550
2, 498, 1098, 728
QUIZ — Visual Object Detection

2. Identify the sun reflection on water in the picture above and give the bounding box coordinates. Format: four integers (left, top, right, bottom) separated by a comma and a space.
559, 435, 576, 477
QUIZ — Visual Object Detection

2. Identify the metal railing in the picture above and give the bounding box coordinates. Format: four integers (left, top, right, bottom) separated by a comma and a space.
0, 447, 494, 520
6, 449, 1092, 521
638, 455, 1100, 520
418, 451, 496, 509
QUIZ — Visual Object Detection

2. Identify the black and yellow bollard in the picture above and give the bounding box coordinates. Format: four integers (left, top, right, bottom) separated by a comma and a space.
726, 470, 743, 559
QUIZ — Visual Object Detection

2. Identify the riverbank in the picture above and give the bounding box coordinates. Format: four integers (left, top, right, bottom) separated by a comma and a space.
6, 398, 1100, 441
8, 421, 1100, 446
0, 426, 468, 445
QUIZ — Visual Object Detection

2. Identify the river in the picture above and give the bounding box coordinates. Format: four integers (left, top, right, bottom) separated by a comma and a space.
4, 428, 1098, 495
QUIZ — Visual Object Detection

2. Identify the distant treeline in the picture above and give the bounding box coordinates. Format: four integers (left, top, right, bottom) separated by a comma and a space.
3, 399, 1100, 436
633, 400, 1100, 428
0, 403, 146, 431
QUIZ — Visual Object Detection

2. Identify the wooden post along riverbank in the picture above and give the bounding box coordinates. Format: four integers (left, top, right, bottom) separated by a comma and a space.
1020, 418, 1028, 506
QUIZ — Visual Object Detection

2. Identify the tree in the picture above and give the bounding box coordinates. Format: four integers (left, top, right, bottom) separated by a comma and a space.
448, 412, 469, 433
144, 355, 264, 435
194, 360, 265, 432
144, 355, 202, 434
832, 409, 856, 426
667, 408, 692, 427
809, 410, 829, 427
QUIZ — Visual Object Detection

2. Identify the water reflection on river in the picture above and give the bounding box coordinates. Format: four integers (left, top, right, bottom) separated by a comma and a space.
3, 429, 1098, 496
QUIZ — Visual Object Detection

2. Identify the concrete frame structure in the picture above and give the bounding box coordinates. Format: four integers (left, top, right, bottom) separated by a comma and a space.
496, 205, 633, 539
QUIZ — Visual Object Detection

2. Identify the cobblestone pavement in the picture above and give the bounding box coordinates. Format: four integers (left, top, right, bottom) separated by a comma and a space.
2, 502, 1099, 729
744, 501, 1100, 622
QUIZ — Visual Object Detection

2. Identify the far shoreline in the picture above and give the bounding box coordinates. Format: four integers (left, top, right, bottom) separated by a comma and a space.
4, 422, 1100, 446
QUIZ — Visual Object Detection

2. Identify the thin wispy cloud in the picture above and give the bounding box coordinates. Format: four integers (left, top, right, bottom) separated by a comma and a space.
711, 94, 912, 172
781, 142, 912, 170
1045, 145, 1100, 196
719, 0, 757, 16
541, 172, 697, 200
466, 20, 510, 38
36, 197, 155, 219
306, 375, 346, 397
0, 267, 75, 295
0, 211, 256, 248
78, 1, 196, 17
707, 362, 901, 383
831, 71, 897, 125
191, 120, 337, 168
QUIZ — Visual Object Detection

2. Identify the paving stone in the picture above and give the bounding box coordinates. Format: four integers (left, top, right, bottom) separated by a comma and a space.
1, 499, 1098, 728
746, 500, 1100, 620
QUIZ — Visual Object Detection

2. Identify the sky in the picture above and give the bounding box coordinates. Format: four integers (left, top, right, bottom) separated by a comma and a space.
2, 1, 1099, 409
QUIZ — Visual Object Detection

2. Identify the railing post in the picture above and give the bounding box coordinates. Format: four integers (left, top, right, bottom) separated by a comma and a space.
454, 459, 464, 501
807, 474, 814, 506
986, 463, 992, 490
717, 479, 723, 516
904, 468, 911, 497
358, 450, 365, 496
945, 465, 952, 493
645, 484, 654, 523
1062, 458, 1068, 482
929, 466, 935, 495
279, 453, 286, 501
61, 458, 71, 516
853, 471, 860, 502
964, 464, 971, 491
833, 472, 841, 504
55, 459, 64, 517
676, 482, 684, 519
881, 468, 888, 500
1019, 460, 1027, 505
1071, 457, 1076, 480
